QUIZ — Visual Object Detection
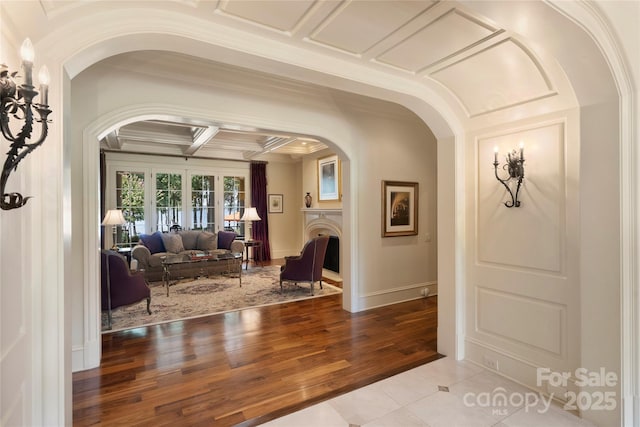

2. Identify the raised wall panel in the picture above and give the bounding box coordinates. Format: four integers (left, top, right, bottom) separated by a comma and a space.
477, 122, 564, 273
431, 39, 554, 116
477, 287, 565, 356
219, 0, 315, 32
310, 1, 433, 54
376, 9, 496, 72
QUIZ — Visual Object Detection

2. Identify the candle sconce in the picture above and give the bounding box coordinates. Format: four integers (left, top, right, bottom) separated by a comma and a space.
493, 142, 525, 208
0, 38, 52, 210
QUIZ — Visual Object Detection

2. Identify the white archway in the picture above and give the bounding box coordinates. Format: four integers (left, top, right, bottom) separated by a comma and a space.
3, 2, 632, 425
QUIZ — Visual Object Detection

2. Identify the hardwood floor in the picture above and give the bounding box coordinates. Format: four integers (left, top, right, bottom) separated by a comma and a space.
73, 265, 440, 426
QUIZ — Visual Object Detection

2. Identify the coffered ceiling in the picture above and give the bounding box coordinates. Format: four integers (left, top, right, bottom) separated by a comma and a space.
102, 119, 329, 160
41, 0, 559, 160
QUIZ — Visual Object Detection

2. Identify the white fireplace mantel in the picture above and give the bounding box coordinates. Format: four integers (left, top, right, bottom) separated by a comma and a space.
302, 208, 342, 240
300, 208, 343, 214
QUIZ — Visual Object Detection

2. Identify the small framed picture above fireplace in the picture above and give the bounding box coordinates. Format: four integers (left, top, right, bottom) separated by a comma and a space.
381, 180, 418, 237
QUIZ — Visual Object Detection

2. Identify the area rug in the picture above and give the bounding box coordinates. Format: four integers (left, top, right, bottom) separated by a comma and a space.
102, 265, 342, 333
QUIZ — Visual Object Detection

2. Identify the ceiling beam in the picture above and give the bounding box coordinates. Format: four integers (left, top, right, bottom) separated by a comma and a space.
103, 130, 122, 149
184, 126, 220, 156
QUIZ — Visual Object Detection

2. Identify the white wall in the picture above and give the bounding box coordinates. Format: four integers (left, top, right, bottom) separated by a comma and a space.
0, 30, 31, 426
578, 101, 621, 427
465, 110, 581, 388
464, 101, 621, 427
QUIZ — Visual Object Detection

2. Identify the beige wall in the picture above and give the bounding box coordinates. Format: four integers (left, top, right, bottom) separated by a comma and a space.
265, 160, 302, 259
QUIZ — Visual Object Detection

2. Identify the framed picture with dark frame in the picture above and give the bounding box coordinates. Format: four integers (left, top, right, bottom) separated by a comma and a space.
268, 194, 283, 213
318, 154, 340, 201
381, 180, 419, 237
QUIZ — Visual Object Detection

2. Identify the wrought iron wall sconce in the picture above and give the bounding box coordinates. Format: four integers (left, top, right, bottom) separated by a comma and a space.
493, 142, 525, 208
0, 38, 52, 210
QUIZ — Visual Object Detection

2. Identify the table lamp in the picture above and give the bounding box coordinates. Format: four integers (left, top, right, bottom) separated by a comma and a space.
102, 209, 126, 250
240, 207, 261, 241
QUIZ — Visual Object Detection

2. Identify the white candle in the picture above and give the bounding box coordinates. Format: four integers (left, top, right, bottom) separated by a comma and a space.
38, 65, 50, 106
494, 146, 499, 163
20, 38, 34, 87
519, 141, 524, 160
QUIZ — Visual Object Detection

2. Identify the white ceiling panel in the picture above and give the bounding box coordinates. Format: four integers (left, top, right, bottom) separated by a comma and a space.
219, 0, 316, 33
376, 9, 497, 72
310, 1, 434, 54
83, 0, 567, 157
430, 39, 554, 116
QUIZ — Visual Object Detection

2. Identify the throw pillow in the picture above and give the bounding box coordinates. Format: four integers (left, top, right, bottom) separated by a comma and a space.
196, 231, 217, 251
217, 230, 236, 250
139, 231, 166, 254
161, 233, 185, 254
178, 230, 200, 251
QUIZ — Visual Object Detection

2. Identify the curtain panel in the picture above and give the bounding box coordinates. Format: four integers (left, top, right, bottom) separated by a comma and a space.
250, 162, 271, 261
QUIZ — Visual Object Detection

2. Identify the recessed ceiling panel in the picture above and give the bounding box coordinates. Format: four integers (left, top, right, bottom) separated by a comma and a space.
377, 9, 496, 72
310, 1, 433, 54
219, 0, 315, 32
431, 39, 554, 116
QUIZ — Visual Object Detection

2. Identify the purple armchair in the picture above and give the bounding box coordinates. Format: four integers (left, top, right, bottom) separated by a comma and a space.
101, 250, 151, 329
280, 235, 330, 295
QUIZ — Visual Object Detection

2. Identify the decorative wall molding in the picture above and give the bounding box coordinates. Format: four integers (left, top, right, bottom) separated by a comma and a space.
476, 287, 566, 357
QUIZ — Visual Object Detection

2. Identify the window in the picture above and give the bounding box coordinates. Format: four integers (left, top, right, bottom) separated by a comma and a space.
105, 153, 250, 246
155, 172, 183, 232
223, 176, 246, 237
191, 174, 215, 231
115, 170, 145, 248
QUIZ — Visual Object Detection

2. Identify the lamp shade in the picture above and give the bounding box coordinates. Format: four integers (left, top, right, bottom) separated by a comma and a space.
240, 207, 261, 222
101, 209, 126, 226
224, 211, 241, 221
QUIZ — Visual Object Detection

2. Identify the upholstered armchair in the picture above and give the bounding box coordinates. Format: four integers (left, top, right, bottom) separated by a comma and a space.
280, 235, 330, 295
101, 250, 151, 329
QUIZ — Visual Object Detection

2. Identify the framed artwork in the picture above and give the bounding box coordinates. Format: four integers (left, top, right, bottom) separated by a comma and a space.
318, 154, 340, 201
381, 180, 419, 237
268, 194, 283, 213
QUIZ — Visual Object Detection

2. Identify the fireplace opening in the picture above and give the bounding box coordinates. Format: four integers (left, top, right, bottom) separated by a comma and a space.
323, 235, 339, 273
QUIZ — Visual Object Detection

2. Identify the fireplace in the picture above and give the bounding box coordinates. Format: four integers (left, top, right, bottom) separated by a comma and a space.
303, 208, 342, 280
323, 235, 339, 273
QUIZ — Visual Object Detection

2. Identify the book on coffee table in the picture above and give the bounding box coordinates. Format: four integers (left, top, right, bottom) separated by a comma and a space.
190, 253, 213, 261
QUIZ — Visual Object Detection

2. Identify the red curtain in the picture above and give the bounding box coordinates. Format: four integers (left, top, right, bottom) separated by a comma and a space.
250, 162, 271, 261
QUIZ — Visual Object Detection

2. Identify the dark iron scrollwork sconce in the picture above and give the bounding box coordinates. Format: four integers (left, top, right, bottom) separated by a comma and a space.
0, 38, 51, 210
493, 142, 525, 208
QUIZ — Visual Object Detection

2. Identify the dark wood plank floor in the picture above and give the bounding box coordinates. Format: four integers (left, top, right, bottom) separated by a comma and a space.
73, 270, 440, 426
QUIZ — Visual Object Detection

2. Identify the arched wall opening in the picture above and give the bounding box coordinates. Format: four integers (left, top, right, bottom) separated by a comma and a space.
12, 3, 633, 426
73, 52, 448, 368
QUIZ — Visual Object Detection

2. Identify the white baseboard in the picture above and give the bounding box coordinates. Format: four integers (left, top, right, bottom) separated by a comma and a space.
358, 281, 437, 310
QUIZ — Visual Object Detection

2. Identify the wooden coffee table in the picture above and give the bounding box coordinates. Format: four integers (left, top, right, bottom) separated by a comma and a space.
161, 252, 242, 296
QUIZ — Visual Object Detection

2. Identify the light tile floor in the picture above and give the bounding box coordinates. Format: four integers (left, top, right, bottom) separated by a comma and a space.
260, 358, 597, 427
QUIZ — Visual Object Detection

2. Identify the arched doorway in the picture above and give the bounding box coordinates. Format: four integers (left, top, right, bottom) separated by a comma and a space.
2, 2, 634, 426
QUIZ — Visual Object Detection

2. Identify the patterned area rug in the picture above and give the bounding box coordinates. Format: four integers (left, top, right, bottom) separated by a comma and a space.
102, 265, 342, 333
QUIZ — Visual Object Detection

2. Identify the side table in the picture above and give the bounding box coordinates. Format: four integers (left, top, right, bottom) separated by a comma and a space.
117, 247, 132, 264
243, 240, 263, 270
